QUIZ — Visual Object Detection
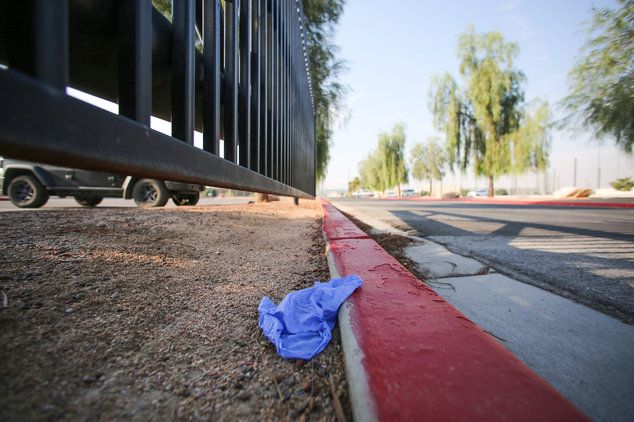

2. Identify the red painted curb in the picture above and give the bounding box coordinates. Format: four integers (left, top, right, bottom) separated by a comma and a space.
321, 199, 590, 422
378, 196, 634, 208
322, 200, 370, 240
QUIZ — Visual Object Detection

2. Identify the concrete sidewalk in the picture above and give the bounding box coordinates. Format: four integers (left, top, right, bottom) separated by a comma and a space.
329, 200, 634, 422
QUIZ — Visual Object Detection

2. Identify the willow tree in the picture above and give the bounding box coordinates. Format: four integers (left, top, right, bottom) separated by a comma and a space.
302, 0, 348, 181
358, 150, 385, 193
377, 123, 409, 195
563, 0, 633, 154
358, 123, 409, 195
410, 137, 447, 196
429, 26, 550, 197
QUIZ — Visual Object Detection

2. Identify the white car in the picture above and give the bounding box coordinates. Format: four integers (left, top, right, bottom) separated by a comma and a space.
466, 189, 489, 197
401, 189, 417, 197
352, 189, 373, 198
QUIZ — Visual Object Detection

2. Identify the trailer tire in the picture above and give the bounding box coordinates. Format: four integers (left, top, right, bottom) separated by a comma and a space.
7, 175, 49, 208
132, 179, 169, 208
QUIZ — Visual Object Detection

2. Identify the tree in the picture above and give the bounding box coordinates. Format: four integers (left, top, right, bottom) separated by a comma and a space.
358, 150, 385, 193
302, 0, 348, 182
563, 0, 633, 154
410, 137, 447, 197
348, 177, 361, 194
429, 26, 551, 197
358, 123, 409, 195
378, 123, 408, 196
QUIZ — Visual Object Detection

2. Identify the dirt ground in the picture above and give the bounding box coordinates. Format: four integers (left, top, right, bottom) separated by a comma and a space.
0, 200, 351, 421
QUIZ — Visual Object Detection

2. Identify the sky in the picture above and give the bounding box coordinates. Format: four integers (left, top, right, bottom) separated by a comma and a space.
321, 0, 633, 193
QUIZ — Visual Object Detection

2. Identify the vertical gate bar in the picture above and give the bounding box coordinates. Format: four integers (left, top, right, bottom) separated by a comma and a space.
266, 0, 273, 178
41, 0, 69, 91
282, 0, 288, 185
172, 0, 196, 144
118, 0, 152, 126
286, 0, 291, 185
300, 0, 305, 190
224, 0, 239, 162
238, 0, 251, 168
203, 0, 221, 155
271, 0, 277, 181
289, 1, 294, 188
279, 0, 285, 185
270, 0, 275, 180
275, 0, 282, 182
5, 1, 68, 91
272, 0, 279, 181
292, 3, 297, 188
250, 0, 261, 173
260, 0, 268, 176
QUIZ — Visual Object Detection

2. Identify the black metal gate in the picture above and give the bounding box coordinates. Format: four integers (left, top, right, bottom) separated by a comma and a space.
0, 0, 316, 198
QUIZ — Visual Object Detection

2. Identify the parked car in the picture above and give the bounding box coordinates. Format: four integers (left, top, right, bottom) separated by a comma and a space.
384, 191, 397, 197
352, 189, 373, 198
401, 189, 417, 197
466, 189, 489, 198
0, 159, 204, 208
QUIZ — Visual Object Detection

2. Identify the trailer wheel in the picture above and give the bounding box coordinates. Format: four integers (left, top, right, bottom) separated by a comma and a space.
7, 175, 49, 208
132, 179, 169, 207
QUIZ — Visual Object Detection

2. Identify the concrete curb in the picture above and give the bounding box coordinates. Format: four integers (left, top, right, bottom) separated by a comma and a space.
321, 198, 590, 422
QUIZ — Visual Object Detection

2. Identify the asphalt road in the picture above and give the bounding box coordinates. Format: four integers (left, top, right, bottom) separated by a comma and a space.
329, 198, 634, 323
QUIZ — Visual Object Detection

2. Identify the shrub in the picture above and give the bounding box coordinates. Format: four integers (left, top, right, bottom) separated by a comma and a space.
610, 177, 633, 191
495, 189, 508, 195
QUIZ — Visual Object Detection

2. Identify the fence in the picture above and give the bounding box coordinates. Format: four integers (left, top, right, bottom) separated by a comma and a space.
0, 0, 316, 198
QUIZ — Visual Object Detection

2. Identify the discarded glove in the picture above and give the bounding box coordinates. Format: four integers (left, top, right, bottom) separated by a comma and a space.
258, 274, 363, 360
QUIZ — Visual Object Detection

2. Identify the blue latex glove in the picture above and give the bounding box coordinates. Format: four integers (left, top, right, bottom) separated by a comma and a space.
258, 274, 363, 359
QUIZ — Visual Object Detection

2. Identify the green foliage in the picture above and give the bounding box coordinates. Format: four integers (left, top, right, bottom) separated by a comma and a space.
495, 188, 508, 195
152, 0, 172, 20
348, 177, 361, 194
410, 136, 447, 195
429, 26, 551, 196
610, 177, 634, 191
410, 136, 447, 183
378, 123, 409, 191
359, 123, 409, 192
563, 0, 634, 154
302, 0, 348, 181
358, 150, 385, 192
509, 99, 552, 173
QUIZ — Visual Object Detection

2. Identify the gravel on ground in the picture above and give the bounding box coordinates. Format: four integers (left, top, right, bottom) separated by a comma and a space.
0, 200, 351, 421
